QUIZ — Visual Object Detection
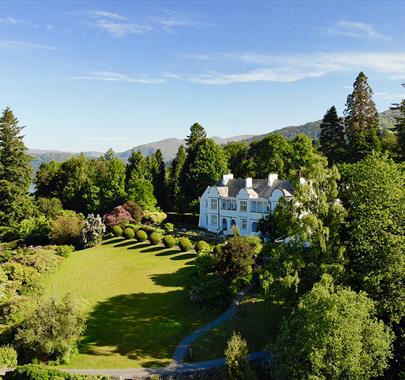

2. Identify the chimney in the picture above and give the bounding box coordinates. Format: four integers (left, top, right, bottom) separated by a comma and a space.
222, 173, 234, 186
268, 173, 278, 187
245, 177, 252, 188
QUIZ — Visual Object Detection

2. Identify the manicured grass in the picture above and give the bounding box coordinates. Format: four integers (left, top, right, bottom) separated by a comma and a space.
42, 238, 223, 369
186, 296, 288, 362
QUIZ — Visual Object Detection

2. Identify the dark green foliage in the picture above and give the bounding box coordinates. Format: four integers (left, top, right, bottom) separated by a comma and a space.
339, 154, 405, 325
0, 345, 17, 368
215, 236, 255, 284
122, 227, 134, 240
0, 108, 33, 226
391, 85, 405, 160
122, 201, 143, 224
149, 149, 167, 210
135, 230, 148, 242
185, 122, 207, 148
319, 106, 347, 165
4, 365, 111, 380
224, 141, 249, 178
142, 225, 156, 236
168, 145, 186, 212
34, 160, 62, 199
195, 240, 210, 254
270, 275, 393, 379
16, 216, 52, 246
125, 150, 148, 187
111, 225, 123, 237
178, 237, 193, 252
15, 295, 86, 363
225, 332, 254, 380
188, 274, 230, 307
163, 235, 176, 248
55, 245, 75, 258
344, 72, 381, 161
149, 232, 162, 245
245, 133, 291, 177
194, 251, 216, 277
78, 214, 106, 248
35, 197, 63, 219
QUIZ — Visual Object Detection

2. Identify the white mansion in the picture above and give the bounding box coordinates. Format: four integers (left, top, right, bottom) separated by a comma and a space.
198, 173, 294, 236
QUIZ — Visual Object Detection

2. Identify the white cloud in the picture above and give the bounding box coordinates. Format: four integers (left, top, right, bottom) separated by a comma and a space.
0, 40, 58, 50
0, 17, 18, 25
92, 20, 152, 37
72, 71, 165, 84
321, 20, 389, 40
185, 51, 405, 84
89, 10, 127, 20
374, 91, 405, 101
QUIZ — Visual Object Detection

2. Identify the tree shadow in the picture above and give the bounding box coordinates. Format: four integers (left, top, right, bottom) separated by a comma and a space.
102, 237, 124, 245
171, 253, 197, 261
79, 266, 223, 367
114, 240, 136, 248
141, 246, 165, 253
155, 248, 180, 257
128, 242, 150, 250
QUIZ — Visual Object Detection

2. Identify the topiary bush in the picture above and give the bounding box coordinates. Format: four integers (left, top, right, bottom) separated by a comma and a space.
136, 230, 148, 242
195, 240, 210, 254
163, 222, 174, 232
163, 235, 176, 248
143, 225, 156, 236
0, 345, 17, 368
179, 237, 193, 252
111, 225, 122, 237
123, 227, 135, 240
149, 232, 162, 245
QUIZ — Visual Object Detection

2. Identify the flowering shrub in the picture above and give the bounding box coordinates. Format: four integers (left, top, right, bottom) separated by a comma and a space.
122, 201, 143, 224
103, 206, 132, 228
78, 214, 106, 248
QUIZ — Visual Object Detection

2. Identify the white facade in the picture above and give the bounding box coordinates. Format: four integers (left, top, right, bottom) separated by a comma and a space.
198, 173, 293, 236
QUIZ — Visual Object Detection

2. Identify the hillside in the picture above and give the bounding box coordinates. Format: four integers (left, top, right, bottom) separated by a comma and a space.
29, 109, 400, 170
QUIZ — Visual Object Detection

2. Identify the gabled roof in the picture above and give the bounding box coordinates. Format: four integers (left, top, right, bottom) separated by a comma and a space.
213, 178, 294, 198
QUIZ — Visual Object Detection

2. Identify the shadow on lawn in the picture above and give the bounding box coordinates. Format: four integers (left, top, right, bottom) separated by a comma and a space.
155, 248, 180, 257
128, 242, 150, 250
114, 240, 137, 248
141, 246, 164, 253
171, 253, 197, 261
79, 266, 222, 367
102, 237, 124, 245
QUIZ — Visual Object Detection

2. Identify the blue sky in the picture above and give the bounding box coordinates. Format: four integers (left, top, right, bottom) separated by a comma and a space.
0, 1, 404, 153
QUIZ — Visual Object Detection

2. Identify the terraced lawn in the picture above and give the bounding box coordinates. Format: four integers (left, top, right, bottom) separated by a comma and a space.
187, 296, 289, 362
42, 238, 223, 369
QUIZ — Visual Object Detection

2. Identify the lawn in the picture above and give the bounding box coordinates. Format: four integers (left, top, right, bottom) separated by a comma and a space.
42, 237, 223, 369
186, 296, 289, 362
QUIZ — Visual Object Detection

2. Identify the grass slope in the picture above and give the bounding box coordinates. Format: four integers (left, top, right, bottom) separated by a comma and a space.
42, 238, 222, 369
187, 296, 288, 362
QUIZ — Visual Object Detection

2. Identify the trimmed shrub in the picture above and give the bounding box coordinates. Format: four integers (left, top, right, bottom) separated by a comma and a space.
163, 235, 176, 248
111, 225, 122, 237
55, 245, 75, 258
143, 210, 167, 225
0, 345, 17, 368
163, 222, 174, 232
149, 232, 162, 245
122, 201, 143, 224
179, 237, 193, 252
123, 227, 135, 240
195, 240, 210, 254
136, 230, 148, 242
3, 364, 111, 379
143, 225, 156, 236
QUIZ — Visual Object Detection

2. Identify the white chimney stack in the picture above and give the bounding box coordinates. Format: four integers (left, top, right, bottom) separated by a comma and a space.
268, 173, 278, 187
245, 177, 253, 188
222, 173, 234, 186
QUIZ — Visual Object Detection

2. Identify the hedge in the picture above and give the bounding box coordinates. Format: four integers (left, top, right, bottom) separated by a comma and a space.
166, 212, 199, 226
163, 235, 176, 248
179, 237, 194, 252
111, 225, 123, 237
123, 227, 135, 240
195, 240, 210, 254
136, 230, 148, 242
149, 232, 162, 245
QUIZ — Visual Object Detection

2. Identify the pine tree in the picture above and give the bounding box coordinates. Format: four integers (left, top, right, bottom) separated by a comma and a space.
168, 145, 186, 212
344, 72, 381, 161
391, 84, 405, 160
150, 149, 167, 210
319, 106, 347, 165
185, 122, 207, 149
0, 107, 33, 225
125, 150, 148, 189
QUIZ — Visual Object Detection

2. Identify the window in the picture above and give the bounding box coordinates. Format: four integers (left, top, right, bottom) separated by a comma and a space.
240, 201, 247, 212
210, 215, 217, 225
250, 201, 257, 212
252, 222, 258, 232
241, 218, 247, 230
231, 200, 237, 210
205, 214, 208, 225
210, 199, 217, 210
221, 199, 227, 209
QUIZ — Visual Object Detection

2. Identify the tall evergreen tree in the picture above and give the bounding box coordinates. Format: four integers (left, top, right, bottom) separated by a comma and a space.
185, 122, 207, 149
150, 149, 167, 210
0, 107, 33, 225
125, 150, 148, 189
391, 84, 405, 160
319, 106, 347, 165
168, 145, 186, 212
344, 72, 381, 161
224, 141, 249, 178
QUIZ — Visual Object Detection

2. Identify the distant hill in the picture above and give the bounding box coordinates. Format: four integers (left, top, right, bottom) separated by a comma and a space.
29, 109, 400, 171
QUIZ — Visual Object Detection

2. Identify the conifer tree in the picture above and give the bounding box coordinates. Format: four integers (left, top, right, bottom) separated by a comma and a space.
391, 84, 405, 160
185, 122, 207, 149
344, 72, 381, 161
319, 106, 347, 165
125, 150, 148, 189
150, 149, 167, 210
0, 107, 33, 225
168, 145, 186, 212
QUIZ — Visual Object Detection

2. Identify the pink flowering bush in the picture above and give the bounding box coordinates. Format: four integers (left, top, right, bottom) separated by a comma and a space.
103, 206, 133, 228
